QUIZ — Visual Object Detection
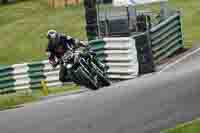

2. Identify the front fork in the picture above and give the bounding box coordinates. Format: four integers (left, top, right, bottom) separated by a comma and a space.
90, 57, 106, 72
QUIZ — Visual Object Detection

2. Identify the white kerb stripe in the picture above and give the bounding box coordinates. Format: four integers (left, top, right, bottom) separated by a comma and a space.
14, 78, 31, 86
13, 74, 29, 80
106, 62, 137, 66
12, 65, 29, 74
43, 64, 60, 71
103, 49, 133, 54
47, 82, 62, 87
44, 70, 59, 76
14, 85, 31, 90
107, 68, 138, 73
12, 63, 28, 68
42, 60, 49, 64
46, 76, 59, 82
103, 37, 130, 41
105, 55, 135, 61
104, 42, 132, 49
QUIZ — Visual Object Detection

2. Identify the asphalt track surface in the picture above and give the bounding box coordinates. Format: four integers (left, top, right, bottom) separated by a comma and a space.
1, 51, 200, 133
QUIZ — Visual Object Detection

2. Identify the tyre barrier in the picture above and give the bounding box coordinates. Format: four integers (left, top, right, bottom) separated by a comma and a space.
89, 37, 139, 79
0, 60, 62, 94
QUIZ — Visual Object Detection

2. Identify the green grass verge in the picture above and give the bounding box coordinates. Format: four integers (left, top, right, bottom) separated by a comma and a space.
135, 0, 200, 48
0, 93, 37, 111
169, 0, 200, 48
162, 119, 200, 133
0, 0, 86, 65
0, 84, 80, 111
0, 0, 199, 65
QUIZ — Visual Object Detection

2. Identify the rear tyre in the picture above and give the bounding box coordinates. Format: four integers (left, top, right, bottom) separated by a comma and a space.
71, 70, 81, 85
59, 65, 67, 82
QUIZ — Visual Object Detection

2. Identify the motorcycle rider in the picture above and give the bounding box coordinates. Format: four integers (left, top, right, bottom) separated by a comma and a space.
46, 29, 105, 82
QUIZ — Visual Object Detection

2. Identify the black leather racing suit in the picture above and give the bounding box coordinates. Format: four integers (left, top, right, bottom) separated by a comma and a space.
46, 33, 84, 82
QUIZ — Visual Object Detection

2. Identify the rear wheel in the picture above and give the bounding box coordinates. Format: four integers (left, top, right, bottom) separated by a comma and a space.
59, 65, 67, 82
71, 70, 82, 85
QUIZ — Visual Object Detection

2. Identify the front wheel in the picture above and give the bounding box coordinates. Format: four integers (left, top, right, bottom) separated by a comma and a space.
91, 62, 111, 87
96, 70, 111, 87
78, 66, 99, 90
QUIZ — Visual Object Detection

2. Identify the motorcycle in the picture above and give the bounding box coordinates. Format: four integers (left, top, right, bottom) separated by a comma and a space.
85, 51, 111, 87
60, 48, 111, 90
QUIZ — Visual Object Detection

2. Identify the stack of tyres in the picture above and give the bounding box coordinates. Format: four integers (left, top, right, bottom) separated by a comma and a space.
134, 33, 155, 74
86, 24, 98, 40
136, 15, 147, 32
99, 21, 106, 36
85, 8, 98, 24
102, 0, 112, 4
84, 0, 98, 41
84, 0, 96, 8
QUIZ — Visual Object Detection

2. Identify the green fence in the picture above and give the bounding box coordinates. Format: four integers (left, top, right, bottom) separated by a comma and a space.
150, 12, 183, 64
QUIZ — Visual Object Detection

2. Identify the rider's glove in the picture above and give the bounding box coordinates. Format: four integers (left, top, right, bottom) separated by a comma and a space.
49, 60, 57, 68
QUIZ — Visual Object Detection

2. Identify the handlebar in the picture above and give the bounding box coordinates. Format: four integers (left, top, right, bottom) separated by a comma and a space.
59, 45, 94, 64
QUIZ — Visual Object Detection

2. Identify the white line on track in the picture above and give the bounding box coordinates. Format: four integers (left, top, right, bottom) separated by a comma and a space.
159, 47, 200, 73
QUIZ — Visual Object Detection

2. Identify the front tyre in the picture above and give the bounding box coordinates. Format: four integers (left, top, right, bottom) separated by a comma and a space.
78, 66, 99, 90
91, 62, 111, 87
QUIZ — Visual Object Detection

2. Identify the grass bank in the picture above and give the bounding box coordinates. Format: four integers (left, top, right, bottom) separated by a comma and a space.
0, 0, 86, 65
162, 119, 200, 133
0, 0, 199, 64
170, 0, 200, 48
